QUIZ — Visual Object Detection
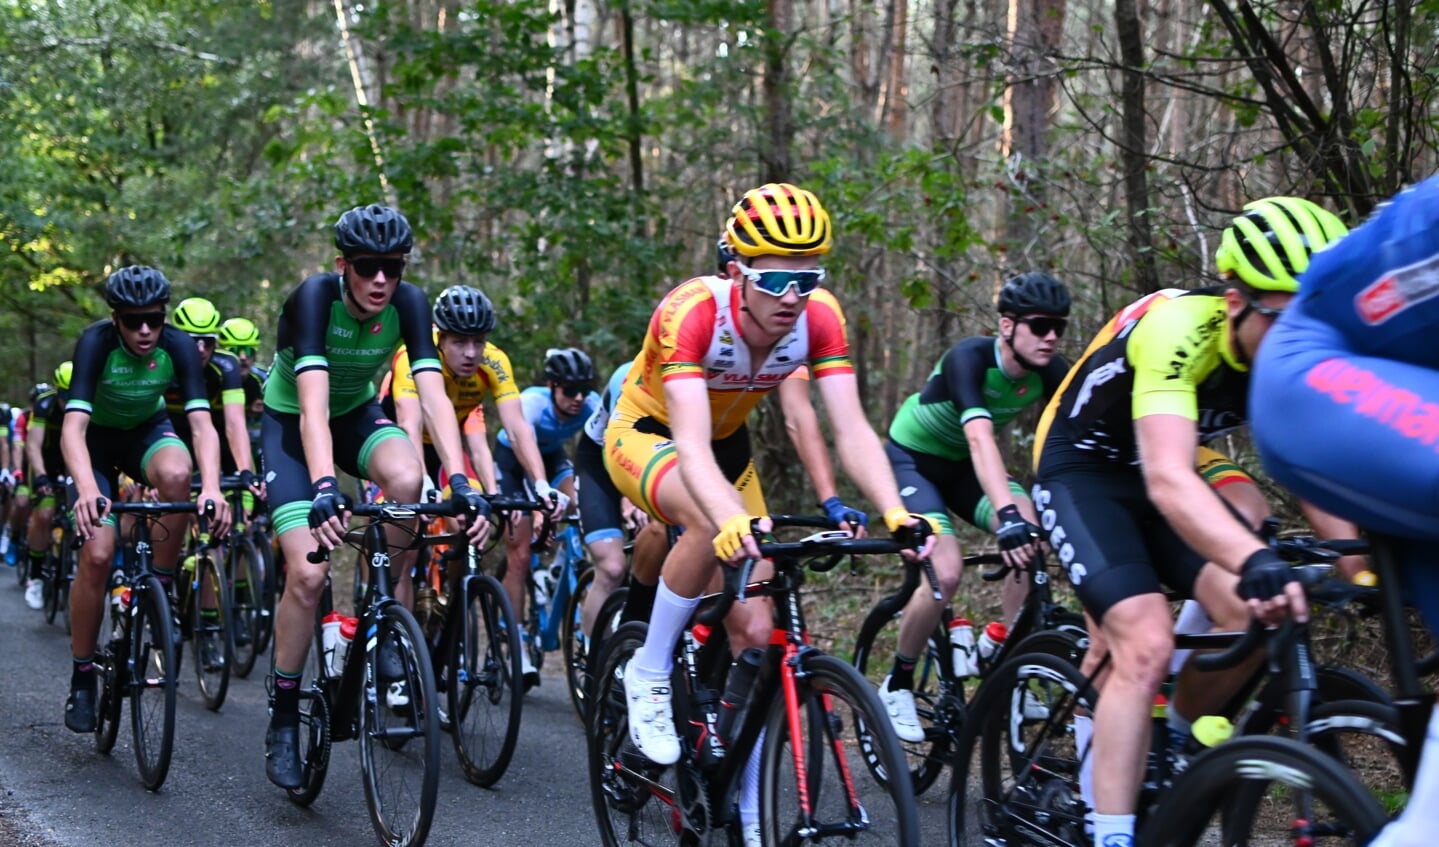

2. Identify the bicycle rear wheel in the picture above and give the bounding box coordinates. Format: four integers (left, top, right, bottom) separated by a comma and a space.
761, 652, 921, 846
228, 534, 265, 679
42, 547, 61, 624
285, 632, 331, 807
563, 566, 595, 725
360, 604, 441, 847
948, 650, 1095, 847
448, 573, 523, 787
1138, 734, 1387, 845
191, 552, 233, 711
588, 622, 681, 847
252, 527, 276, 656
130, 576, 178, 791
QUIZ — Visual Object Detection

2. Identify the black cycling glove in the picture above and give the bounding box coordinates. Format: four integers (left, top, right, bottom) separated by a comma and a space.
1237, 548, 1296, 601
995, 504, 1039, 552
448, 474, 492, 521
307, 476, 350, 529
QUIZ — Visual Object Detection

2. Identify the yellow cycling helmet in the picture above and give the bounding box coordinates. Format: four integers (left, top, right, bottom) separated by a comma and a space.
723, 183, 832, 258
218, 317, 261, 349
1215, 196, 1348, 292
54, 361, 73, 391
172, 297, 222, 336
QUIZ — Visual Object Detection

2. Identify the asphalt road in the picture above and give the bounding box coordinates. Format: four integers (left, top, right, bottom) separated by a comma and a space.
0, 571, 955, 846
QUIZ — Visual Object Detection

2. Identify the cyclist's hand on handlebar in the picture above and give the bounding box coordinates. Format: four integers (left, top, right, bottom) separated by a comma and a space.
199, 485, 232, 539
73, 491, 108, 541
821, 496, 868, 538
307, 476, 351, 550
1237, 548, 1308, 625
534, 479, 569, 520
32, 474, 51, 496
448, 474, 493, 546
995, 504, 1041, 571
883, 507, 940, 560
714, 513, 767, 564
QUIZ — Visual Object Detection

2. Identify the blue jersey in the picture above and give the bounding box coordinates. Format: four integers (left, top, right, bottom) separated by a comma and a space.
497, 385, 602, 455
582, 362, 634, 446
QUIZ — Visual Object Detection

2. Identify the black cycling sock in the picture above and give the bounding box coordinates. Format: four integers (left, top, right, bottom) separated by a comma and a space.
71, 656, 95, 690
271, 671, 301, 728
620, 575, 658, 625
889, 653, 917, 691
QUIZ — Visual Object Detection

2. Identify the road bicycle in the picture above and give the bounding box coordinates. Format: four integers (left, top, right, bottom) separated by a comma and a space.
588, 516, 923, 846
276, 496, 479, 847
94, 498, 209, 791
173, 516, 234, 711
947, 536, 1399, 846
40, 481, 76, 630
212, 474, 269, 679
852, 548, 1088, 795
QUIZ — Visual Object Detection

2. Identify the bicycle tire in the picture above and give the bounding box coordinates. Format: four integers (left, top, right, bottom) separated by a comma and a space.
584, 585, 629, 693
229, 534, 265, 679
1237, 663, 1393, 737
252, 527, 276, 656
286, 635, 331, 807
588, 622, 682, 847
563, 566, 595, 726
851, 601, 954, 795
948, 650, 1096, 847
360, 603, 441, 847
59, 528, 75, 636
42, 546, 60, 624
191, 552, 233, 711
448, 573, 523, 787
130, 576, 178, 791
95, 627, 124, 755
760, 651, 921, 846
1137, 733, 1388, 846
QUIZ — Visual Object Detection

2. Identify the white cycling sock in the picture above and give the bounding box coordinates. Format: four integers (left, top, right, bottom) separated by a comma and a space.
631, 577, 699, 681
1368, 706, 1439, 847
739, 727, 765, 826
1092, 812, 1134, 846
1074, 714, 1095, 831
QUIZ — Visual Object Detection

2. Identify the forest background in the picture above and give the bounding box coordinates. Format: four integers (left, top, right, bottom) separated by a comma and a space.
2, 0, 1435, 521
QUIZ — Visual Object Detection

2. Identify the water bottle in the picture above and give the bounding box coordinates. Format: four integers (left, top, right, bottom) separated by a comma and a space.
977, 621, 1008, 665
532, 564, 554, 610
948, 616, 979, 677
323, 612, 359, 677
683, 628, 724, 770
708, 646, 764, 767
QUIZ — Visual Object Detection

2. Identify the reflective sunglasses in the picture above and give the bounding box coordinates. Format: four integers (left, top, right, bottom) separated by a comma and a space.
1245, 295, 1285, 319
117, 311, 167, 331
1016, 316, 1068, 338
734, 260, 826, 297
232, 346, 258, 359
348, 256, 407, 279
559, 383, 592, 398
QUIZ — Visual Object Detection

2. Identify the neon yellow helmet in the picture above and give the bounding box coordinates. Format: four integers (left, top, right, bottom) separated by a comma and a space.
723, 183, 832, 258
172, 297, 222, 336
218, 317, 261, 349
1215, 197, 1348, 292
54, 361, 73, 391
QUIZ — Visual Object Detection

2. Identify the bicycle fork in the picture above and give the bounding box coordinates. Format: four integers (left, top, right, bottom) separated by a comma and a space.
780, 637, 868, 838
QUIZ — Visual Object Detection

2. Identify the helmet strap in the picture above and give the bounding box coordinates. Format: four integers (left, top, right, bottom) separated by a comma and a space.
1230, 303, 1255, 367
1000, 329, 1038, 374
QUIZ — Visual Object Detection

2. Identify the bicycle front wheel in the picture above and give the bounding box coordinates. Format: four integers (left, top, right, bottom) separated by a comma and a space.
130, 576, 178, 791
448, 573, 523, 787
228, 534, 265, 678
1138, 734, 1387, 846
760, 652, 921, 846
285, 632, 331, 808
191, 552, 234, 711
563, 565, 595, 726
252, 527, 276, 656
359, 603, 441, 847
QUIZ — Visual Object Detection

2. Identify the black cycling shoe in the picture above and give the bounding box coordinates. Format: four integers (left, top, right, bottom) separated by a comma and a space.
265, 724, 304, 789
64, 686, 97, 733
378, 638, 405, 682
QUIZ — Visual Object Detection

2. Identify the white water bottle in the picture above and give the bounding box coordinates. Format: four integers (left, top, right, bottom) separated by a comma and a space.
977, 621, 1009, 663
322, 612, 344, 675
948, 617, 979, 677
532, 567, 555, 609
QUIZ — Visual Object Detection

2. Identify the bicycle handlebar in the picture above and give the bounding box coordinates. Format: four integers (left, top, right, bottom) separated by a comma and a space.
305, 498, 480, 564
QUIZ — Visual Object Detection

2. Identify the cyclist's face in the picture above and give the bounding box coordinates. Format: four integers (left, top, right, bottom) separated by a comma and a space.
1005, 314, 1064, 366
730, 254, 812, 339
191, 335, 217, 367
337, 252, 406, 316
550, 380, 589, 417
1227, 287, 1293, 360
112, 307, 166, 356
438, 332, 487, 378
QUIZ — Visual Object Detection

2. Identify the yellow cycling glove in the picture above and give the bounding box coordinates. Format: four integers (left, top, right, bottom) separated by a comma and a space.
714, 514, 756, 561
884, 507, 942, 549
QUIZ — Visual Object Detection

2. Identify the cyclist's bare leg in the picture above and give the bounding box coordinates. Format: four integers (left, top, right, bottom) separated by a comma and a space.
580, 536, 626, 637
891, 533, 962, 669
1169, 563, 1263, 720
367, 437, 423, 610
146, 445, 195, 576
70, 527, 117, 665
1089, 592, 1173, 815
502, 512, 533, 629
273, 526, 326, 674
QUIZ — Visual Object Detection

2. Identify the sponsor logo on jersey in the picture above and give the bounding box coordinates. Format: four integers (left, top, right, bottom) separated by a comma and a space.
371, 322, 383, 334
1356, 250, 1439, 325
1069, 358, 1127, 418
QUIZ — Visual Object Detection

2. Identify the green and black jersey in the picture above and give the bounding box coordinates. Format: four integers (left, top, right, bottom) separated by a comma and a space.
67, 321, 208, 430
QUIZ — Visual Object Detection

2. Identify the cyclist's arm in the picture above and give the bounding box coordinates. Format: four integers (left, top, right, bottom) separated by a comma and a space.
413, 369, 469, 485
216, 355, 254, 474
813, 373, 906, 515
25, 419, 46, 481
964, 416, 1020, 514
496, 396, 548, 487
462, 406, 497, 493
778, 372, 838, 503
393, 393, 427, 473
297, 369, 337, 483
1136, 413, 1263, 571
666, 378, 747, 528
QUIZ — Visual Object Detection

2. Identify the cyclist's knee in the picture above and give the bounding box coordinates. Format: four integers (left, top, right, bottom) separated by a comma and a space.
283, 560, 328, 606
725, 599, 775, 651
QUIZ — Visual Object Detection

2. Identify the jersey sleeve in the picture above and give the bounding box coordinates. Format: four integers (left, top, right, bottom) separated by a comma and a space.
394, 283, 441, 376
164, 328, 211, 414
390, 346, 420, 401
655, 281, 719, 382
1127, 299, 1212, 421
288, 275, 338, 377
213, 352, 246, 407
481, 343, 520, 404
803, 290, 853, 378
65, 323, 108, 416
941, 340, 995, 424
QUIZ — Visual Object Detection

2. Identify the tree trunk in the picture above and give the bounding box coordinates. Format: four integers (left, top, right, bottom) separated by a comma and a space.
1114, 0, 1159, 292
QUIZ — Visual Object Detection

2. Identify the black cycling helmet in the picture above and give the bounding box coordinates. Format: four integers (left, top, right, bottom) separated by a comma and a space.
333, 204, 414, 256
104, 265, 172, 309
997, 272, 1071, 317
29, 383, 52, 404
433, 285, 497, 336
716, 237, 737, 274
544, 347, 596, 384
